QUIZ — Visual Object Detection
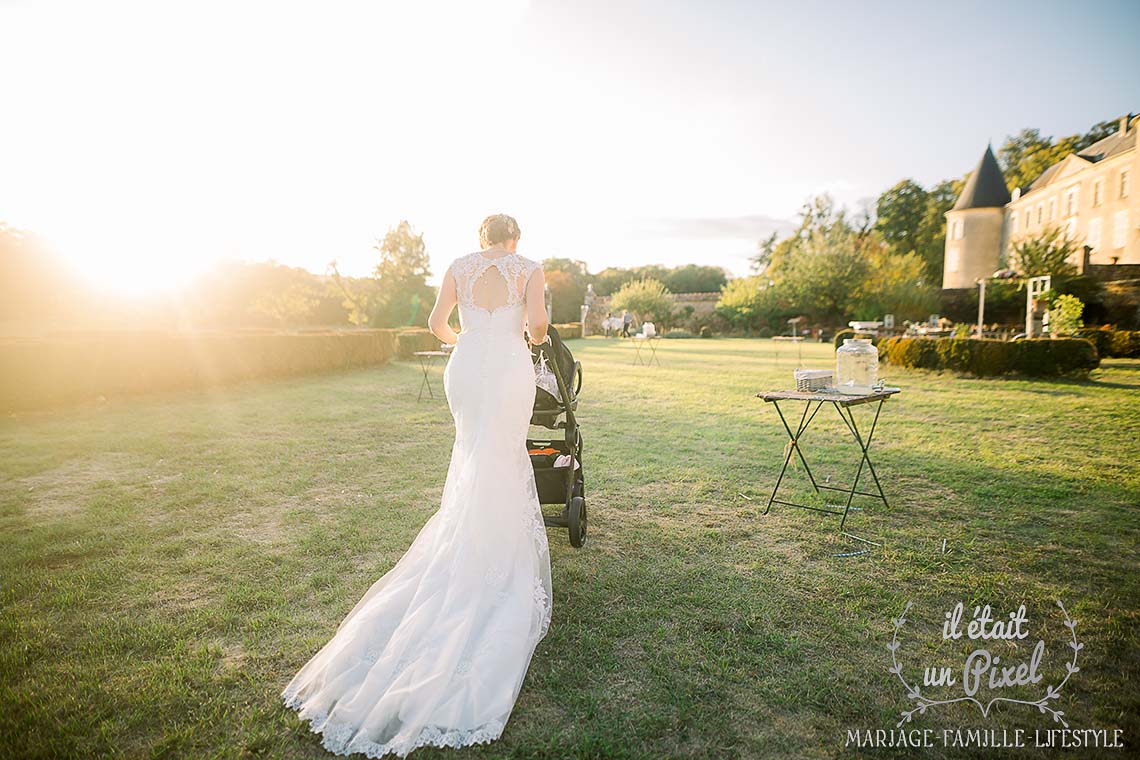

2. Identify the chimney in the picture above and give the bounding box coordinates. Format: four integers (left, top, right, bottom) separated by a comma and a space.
1121, 113, 1132, 135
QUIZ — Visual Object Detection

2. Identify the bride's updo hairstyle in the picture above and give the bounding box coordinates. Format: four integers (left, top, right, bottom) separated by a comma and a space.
478, 214, 521, 248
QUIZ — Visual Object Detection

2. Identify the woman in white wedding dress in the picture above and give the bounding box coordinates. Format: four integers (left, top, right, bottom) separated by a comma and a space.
281, 214, 553, 757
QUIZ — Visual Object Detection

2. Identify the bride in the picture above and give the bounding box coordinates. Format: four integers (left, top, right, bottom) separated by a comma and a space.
281, 214, 553, 757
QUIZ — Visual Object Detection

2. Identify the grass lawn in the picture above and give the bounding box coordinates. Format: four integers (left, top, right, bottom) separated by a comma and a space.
2, 338, 1138, 759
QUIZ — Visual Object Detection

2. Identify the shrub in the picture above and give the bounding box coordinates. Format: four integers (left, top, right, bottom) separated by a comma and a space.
1075, 328, 1113, 357
690, 311, 730, 337
1108, 330, 1140, 358
1046, 293, 1084, 335
1075, 328, 1140, 358
878, 336, 1099, 377
663, 329, 695, 339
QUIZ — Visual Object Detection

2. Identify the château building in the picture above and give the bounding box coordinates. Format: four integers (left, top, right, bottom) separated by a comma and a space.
943, 113, 1138, 289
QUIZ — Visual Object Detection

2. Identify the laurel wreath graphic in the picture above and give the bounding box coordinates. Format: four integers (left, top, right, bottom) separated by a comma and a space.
888, 600, 1081, 729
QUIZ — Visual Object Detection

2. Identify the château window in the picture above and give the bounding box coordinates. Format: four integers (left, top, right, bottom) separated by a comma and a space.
1010, 212, 1018, 235
947, 247, 960, 273
1048, 198, 1056, 221
1023, 210, 1030, 230
1122, 169, 1131, 199
1087, 217, 1102, 250
1036, 204, 1043, 224
1065, 187, 1078, 217
1093, 179, 1103, 207
1112, 210, 1128, 248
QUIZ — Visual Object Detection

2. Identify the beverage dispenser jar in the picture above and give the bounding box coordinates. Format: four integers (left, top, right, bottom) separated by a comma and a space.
835, 338, 878, 394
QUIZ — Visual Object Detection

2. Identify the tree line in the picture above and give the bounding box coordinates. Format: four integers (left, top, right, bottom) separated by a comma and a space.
3, 116, 1121, 333
711, 116, 1121, 332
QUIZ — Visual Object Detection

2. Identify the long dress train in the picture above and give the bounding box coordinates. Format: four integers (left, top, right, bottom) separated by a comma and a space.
281, 251, 553, 757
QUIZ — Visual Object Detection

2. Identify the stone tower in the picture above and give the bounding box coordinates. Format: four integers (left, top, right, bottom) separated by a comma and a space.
942, 145, 1011, 289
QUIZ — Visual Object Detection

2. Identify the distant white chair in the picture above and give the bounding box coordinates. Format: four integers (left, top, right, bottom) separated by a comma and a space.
641, 321, 656, 338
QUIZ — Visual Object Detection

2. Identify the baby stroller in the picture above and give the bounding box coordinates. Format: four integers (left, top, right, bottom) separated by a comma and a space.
528, 325, 586, 548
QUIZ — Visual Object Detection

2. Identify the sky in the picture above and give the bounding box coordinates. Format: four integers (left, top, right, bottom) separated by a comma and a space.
2, 0, 1139, 293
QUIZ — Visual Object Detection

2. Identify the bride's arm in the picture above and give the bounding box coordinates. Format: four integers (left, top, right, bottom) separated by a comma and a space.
524, 267, 549, 345
428, 265, 460, 345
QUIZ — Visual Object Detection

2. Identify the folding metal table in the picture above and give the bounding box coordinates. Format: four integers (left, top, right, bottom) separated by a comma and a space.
413, 350, 450, 400
755, 387, 900, 554
630, 335, 661, 366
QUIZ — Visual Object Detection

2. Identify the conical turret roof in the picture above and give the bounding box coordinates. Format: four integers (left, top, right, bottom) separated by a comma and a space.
952, 145, 1011, 210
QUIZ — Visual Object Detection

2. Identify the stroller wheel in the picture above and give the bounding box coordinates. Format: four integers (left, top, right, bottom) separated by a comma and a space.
568, 496, 586, 548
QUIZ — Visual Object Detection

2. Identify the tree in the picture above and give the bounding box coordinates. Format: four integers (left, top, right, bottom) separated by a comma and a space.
0, 222, 88, 324
916, 178, 963, 283
543, 257, 590, 280
542, 257, 590, 322
246, 263, 324, 326
664, 264, 728, 293
594, 264, 727, 297
1009, 226, 1078, 278
777, 224, 870, 324
328, 260, 375, 326
750, 232, 779, 274
544, 269, 584, 323
611, 278, 672, 325
874, 178, 961, 285
875, 179, 928, 260
766, 194, 852, 280
855, 246, 939, 321
716, 276, 781, 334
629, 264, 671, 284
996, 129, 1062, 193
371, 220, 434, 327
998, 120, 1123, 192
592, 267, 635, 297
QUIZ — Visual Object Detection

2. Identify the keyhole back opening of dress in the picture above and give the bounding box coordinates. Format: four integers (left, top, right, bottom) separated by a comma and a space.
470, 262, 528, 312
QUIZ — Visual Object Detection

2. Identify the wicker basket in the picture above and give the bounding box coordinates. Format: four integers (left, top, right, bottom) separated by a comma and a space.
794, 369, 833, 392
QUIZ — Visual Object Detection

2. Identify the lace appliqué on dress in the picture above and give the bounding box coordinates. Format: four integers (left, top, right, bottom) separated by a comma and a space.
520, 447, 552, 639
452, 252, 540, 312
281, 685, 505, 759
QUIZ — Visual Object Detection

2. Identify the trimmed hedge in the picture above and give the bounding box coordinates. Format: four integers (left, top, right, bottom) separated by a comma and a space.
879, 336, 1100, 377
396, 328, 443, 358
1074, 328, 1140, 358
552, 322, 582, 339
0, 329, 400, 412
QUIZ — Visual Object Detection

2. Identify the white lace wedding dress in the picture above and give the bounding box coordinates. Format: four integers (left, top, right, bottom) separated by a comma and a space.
281, 251, 553, 757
